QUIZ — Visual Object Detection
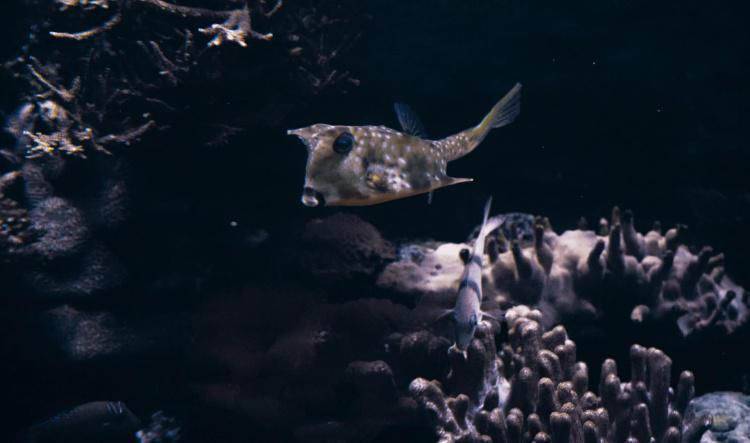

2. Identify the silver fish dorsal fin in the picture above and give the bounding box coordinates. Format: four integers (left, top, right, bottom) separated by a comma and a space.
393, 102, 428, 138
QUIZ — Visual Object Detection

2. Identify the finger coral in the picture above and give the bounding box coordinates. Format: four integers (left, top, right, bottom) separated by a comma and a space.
407, 306, 695, 443
379, 207, 748, 341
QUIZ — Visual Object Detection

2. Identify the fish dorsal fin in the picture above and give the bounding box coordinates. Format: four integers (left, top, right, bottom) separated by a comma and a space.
394, 102, 428, 138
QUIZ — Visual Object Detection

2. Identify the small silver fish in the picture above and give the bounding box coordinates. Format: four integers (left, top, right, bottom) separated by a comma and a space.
446, 197, 504, 355
288, 83, 521, 206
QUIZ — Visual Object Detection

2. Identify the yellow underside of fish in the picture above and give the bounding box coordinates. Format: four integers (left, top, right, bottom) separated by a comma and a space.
329, 177, 473, 206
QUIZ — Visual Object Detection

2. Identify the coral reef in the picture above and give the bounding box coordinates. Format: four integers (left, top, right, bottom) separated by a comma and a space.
407, 306, 696, 442
9, 57, 157, 158
5, 0, 368, 161
187, 264, 704, 442
0, 152, 130, 298
0, 1, 746, 441
280, 213, 397, 301
50, 0, 280, 47
291, 213, 396, 281
379, 208, 749, 341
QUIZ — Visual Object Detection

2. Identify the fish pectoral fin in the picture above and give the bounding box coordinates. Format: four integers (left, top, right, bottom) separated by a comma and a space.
480, 310, 499, 322
431, 308, 454, 325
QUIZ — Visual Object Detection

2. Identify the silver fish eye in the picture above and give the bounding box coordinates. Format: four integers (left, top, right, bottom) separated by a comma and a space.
333, 132, 355, 154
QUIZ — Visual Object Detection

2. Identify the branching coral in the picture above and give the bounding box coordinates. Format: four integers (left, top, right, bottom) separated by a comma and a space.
407, 306, 698, 442
5, 1, 285, 160
8, 56, 157, 159
379, 207, 748, 341
284, 0, 366, 94
55, 0, 111, 11
6, 0, 366, 160
50, 0, 282, 48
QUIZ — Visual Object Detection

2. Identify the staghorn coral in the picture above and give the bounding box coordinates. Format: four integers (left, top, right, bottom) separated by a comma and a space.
283, 0, 366, 95
8, 56, 157, 159
50, 0, 281, 47
6, 0, 367, 159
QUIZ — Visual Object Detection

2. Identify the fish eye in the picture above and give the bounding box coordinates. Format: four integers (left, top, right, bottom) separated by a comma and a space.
470, 314, 478, 327
459, 248, 471, 264
333, 132, 355, 154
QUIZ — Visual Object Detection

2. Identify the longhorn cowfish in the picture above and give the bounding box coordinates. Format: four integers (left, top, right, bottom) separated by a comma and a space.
288, 83, 522, 206
448, 197, 504, 355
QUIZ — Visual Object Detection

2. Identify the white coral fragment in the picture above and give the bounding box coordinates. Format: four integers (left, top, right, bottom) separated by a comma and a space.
23, 130, 86, 158
56, 0, 110, 10
198, 8, 272, 48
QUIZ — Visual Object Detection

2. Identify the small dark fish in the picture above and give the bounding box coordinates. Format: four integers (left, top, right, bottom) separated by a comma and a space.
288, 83, 522, 206
23, 401, 141, 443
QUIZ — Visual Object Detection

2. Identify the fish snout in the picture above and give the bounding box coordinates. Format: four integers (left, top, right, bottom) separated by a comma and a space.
302, 186, 326, 207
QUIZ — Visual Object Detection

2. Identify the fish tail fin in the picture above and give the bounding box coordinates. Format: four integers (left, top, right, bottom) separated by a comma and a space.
440, 83, 522, 162
470, 82, 521, 143
474, 196, 504, 256
480, 196, 493, 230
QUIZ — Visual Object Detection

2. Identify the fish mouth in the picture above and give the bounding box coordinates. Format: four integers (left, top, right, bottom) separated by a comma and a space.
301, 187, 326, 207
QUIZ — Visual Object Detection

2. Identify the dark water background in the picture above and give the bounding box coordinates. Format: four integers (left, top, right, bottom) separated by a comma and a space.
0, 0, 748, 441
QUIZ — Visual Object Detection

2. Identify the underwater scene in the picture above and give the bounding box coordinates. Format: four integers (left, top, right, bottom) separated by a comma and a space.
1, 0, 749, 442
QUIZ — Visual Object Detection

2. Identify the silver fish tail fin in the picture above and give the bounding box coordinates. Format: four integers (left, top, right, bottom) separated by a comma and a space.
474, 196, 504, 257
484, 82, 522, 130
481, 196, 493, 230
439, 83, 522, 162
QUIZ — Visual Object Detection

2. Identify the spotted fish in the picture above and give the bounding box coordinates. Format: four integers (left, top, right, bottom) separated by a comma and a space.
288, 83, 522, 206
